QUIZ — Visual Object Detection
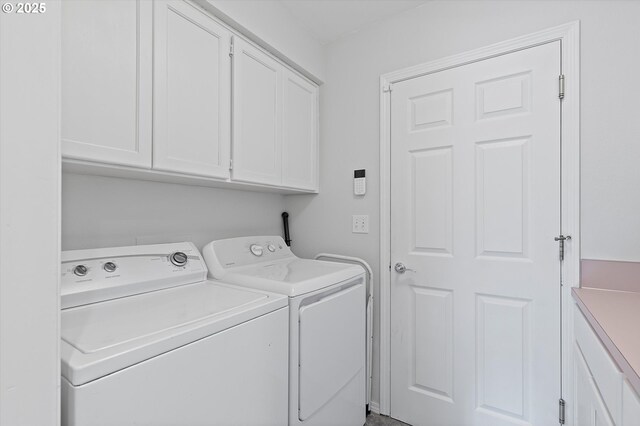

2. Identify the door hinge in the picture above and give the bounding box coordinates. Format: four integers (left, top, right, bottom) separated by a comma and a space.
558, 74, 565, 100
559, 398, 566, 424
383, 83, 392, 93
229, 39, 235, 58
555, 235, 571, 261
229, 158, 233, 170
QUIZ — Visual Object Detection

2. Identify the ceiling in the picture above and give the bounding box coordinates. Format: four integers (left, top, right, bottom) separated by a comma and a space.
278, 0, 430, 45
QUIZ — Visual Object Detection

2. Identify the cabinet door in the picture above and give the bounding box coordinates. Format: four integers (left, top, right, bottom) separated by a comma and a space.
62, 0, 152, 168
575, 344, 616, 426
623, 380, 640, 425
282, 69, 319, 191
232, 38, 282, 186
153, 0, 231, 179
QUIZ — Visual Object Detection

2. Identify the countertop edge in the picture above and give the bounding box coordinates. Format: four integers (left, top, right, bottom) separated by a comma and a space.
572, 288, 640, 395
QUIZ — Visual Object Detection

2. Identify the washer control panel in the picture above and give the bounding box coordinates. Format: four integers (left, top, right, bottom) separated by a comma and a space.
61, 242, 206, 309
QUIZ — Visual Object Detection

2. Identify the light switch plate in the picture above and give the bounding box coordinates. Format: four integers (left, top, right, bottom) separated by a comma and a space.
352, 215, 369, 234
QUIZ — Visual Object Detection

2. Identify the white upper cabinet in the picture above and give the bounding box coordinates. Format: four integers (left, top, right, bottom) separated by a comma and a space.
61, 0, 152, 168
62, 0, 319, 193
282, 69, 319, 191
232, 39, 319, 191
153, 0, 231, 179
232, 38, 283, 186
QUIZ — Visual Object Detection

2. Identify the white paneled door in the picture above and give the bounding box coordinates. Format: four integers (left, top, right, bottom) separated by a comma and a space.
390, 42, 561, 425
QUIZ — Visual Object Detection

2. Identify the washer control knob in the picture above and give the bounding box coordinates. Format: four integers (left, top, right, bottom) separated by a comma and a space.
250, 244, 264, 256
73, 265, 88, 277
267, 244, 276, 252
170, 252, 188, 267
103, 262, 117, 273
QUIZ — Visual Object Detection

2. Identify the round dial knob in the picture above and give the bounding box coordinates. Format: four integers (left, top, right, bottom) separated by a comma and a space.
103, 262, 117, 273
73, 265, 88, 277
250, 244, 264, 256
267, 244, 276, 252
169, 252, 188, 267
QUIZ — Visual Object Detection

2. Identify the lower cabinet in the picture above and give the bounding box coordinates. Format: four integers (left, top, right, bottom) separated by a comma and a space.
574, 344, 615, 426
623, 379, 640, 426
574, 304, 640, 425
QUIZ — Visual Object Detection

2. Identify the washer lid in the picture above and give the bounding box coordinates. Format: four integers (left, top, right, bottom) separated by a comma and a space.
222, 258, 364, 297
61, 281, 287, 386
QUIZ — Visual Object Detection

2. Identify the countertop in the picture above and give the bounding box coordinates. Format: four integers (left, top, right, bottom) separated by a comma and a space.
572, 287, 640, 394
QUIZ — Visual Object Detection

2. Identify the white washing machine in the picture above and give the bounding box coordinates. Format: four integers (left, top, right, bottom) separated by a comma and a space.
202, 236, 366, 426
61, 242, 289, 426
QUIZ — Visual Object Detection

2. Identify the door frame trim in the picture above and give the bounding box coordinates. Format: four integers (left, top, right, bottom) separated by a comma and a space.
378, 21, 580, 421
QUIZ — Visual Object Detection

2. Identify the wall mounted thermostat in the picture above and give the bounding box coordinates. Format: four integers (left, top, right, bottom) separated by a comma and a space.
354, 169, 366, 195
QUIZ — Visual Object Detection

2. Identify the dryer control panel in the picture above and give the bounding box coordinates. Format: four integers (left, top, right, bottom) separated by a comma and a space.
61, 242, 206, 309
203, 236, 294, 279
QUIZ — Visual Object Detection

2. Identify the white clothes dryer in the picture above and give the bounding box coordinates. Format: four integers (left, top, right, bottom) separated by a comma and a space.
203, 236, 366, 426
61, 242, 289, 426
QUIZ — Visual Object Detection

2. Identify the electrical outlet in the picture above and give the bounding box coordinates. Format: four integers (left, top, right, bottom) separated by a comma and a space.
352, 215, 369, 234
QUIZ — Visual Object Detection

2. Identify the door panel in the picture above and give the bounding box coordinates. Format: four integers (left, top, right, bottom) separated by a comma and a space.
476, 137, 529, 258
476, 295, 530, 419
411, 287, 454, 400
390, 42, 561, 426
153, 0, 231, 178
411, 147, 453, 255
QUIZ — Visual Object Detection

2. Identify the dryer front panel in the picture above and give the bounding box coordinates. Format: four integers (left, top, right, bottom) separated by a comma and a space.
298, 282, 366, 420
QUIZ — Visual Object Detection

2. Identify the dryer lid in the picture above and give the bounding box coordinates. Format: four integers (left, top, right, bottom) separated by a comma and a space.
61, 281, 287, 386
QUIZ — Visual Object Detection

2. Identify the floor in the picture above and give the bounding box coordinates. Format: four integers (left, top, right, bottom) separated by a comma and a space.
365, 412, 409, 425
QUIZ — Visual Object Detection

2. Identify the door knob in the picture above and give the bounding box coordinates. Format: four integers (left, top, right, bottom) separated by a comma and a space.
394, 262, 415, 274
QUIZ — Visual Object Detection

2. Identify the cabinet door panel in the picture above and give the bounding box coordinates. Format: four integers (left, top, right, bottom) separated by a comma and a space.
154, 0, 231, 179
282, 70, 318, 191
623, 380, 640, 425
575, 305, 623, 424
232, 39, 282, 186
62, 0, 152, 168
575, 341, 616, 426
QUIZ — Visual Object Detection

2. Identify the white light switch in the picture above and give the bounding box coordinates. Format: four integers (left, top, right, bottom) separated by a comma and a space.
352, 215, 369, 234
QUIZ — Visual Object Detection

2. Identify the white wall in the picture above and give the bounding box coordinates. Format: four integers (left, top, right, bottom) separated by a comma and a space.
0, 2, 61, 424
62, 174, 285, 251
285, 0, 640, 406
202, 0, 326, 81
